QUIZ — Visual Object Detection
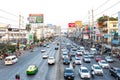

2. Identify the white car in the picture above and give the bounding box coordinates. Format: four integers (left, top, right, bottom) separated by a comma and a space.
83, 56, 91, 63
79, 66, 91, 79
41, 49, 46, 53
76, 50, 83, 55
105, 56, 114, 63
42, 54, 48, 59
98, 60, 109, 68
91, 64, 103, 75
75, 57, 82, 65
48, 57, 55, 65
62, 52, 68, 59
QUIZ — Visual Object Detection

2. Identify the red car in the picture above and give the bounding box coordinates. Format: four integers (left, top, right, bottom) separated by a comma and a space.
95, 56, 102, 62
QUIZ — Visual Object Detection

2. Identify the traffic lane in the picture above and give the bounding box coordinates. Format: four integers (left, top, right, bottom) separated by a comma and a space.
26, 43, 58, 80
46, 45, 60, 80
0, 45, 54, 80
64, 56, 116, 80
82, 57, 115, 80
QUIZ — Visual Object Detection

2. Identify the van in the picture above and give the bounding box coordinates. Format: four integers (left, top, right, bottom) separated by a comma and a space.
4, 55, 18, 65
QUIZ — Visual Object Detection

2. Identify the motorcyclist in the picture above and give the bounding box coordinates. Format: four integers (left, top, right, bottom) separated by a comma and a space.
15, 74, 20, 80
91, 70, 94, 78
72, 62, 76, 68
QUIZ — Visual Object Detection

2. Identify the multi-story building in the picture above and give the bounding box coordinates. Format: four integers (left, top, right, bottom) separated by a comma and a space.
100, 21, 118, 44
0, 23, 28, 44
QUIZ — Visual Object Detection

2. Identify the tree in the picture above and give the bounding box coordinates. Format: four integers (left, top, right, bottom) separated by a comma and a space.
97, 15, 118, 23
26, 24, 31, 32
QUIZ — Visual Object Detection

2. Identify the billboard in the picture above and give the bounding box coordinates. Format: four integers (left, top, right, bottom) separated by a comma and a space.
68, 23, 75, 28
29, 14, 44, 23
75, 21, 82, 28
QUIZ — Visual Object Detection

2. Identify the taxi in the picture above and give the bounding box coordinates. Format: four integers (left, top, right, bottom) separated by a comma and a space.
26, 65, 38, 75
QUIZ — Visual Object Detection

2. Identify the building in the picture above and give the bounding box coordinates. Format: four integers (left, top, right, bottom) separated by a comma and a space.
0, 23, 28, 44
100, 21, 118, 44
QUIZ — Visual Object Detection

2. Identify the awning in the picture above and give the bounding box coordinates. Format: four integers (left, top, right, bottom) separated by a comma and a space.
112, 40, 119, 44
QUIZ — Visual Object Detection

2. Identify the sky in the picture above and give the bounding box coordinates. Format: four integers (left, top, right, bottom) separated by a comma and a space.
0, 0, 120, 30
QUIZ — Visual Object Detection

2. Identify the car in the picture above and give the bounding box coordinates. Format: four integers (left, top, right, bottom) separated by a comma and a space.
74, 57, 82, 65
79, 66, 91, 79
63, 57, 70, 64
47, 45, 50, 48
88, 54, 94, 58
64, 68, 75, 80
62, 52, 68, 59
79, 47, 85, 52
42, 54, 48, 59
26, 65, 38, 75
91, 64, 103, 75
90, 48, 97, 54
105, 56, 114, 63
98, 60, 109, 68
83, 56, 91, 63
95, 56, 102, 62
70, 51, 76, 56
43, 44, 47, 47
109, 67, 120, 80
41, 49, 46, 53
76, 50, 83, 56
48, 57, 55, 65
55, 47, 58, 50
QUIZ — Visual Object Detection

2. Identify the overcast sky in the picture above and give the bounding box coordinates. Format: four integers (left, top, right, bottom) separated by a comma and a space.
0, 0, 120, 29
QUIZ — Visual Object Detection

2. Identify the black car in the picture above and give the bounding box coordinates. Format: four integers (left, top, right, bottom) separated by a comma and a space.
63, 57, 70, 64
109, 67, 120, 80
64, 68, 75, 80
55, 47, 58, 50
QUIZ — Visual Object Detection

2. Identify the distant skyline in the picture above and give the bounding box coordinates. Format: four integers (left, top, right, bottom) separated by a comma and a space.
0, 0, 120, 29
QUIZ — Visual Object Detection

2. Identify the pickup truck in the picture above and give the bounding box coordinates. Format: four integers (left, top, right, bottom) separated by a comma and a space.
109, 67, 120, 80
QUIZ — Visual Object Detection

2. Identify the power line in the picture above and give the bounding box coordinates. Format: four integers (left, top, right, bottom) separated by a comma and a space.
95, 1, 120, 16
0, 9, 18, 17
94, 0, 111, 11
0, 16, 18, 22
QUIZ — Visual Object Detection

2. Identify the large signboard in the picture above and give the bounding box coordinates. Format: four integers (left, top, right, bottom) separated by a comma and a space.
75, 21, 82, 28
68, 23, 75, 28
29, 14, 44, 23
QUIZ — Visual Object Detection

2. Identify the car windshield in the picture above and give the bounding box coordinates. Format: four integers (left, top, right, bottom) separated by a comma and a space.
49, 57, 54, 60
117, 69, 120, 73
101, 61, 107, 64
82, 69, 88, 73
65, 69, 73, 73
94, 66, 101, 69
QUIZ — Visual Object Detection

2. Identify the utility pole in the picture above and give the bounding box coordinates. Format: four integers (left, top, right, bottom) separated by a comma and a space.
92, 9, 95, 47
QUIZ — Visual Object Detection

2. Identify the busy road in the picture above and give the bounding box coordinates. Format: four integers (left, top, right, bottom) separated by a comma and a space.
0, 40, 60, 80
0, 37, 120, 80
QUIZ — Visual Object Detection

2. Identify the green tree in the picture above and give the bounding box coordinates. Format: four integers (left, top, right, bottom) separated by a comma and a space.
97, 15, 118, 23
26, 24, 31, 32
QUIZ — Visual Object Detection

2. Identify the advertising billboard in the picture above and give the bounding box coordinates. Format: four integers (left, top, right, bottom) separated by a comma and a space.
68, 23, 75, 28
75, 21, 82, 28
29, 14, 44, 23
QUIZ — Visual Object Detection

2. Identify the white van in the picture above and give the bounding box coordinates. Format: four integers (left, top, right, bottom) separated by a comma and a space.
4, 55, 18, 65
